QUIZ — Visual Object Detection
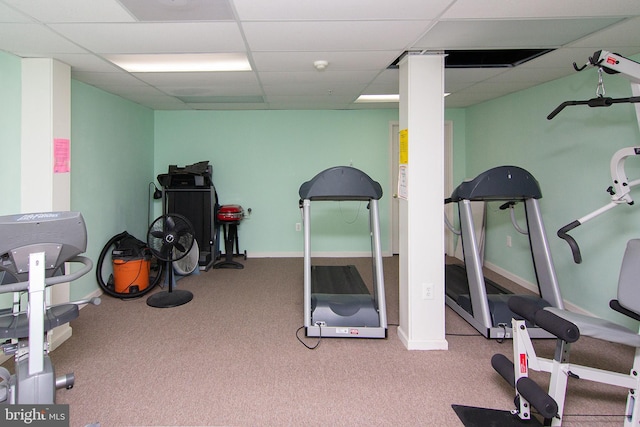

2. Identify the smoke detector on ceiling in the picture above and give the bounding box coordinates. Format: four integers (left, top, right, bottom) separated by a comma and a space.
313, 60, 329, 71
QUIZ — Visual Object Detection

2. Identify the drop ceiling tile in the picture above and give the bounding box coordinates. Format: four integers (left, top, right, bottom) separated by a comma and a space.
71, 71, 149, 87
234, 0, 454, 20
482, 69, 555, 85
54, 54, 122, 72
119, 0, 234, 22
444, 80, 477, 93
570, 17, 640, 51
265, 95, 353, 109
259, 70, 378, 85
346, 102, 399, 110
261, 81, 365, 97
2, 0, 134, 22
165, 85, 262, 98
103, 85, 169, 97
120, 93, 189, 110
243, 21, 432, 52
445, 67, 506, 84
445, 92, 492, 108
364, 69, 399, 85
442, 0, 640, 19
0, 23, 86, 54
185, 102, 267, 110
50, 22, 245, 54
487, 67, 572, 86
461, 80, 536, 98
0, 3, 32, 22
413, 18, 625, 49
252, 51, 399, 72
132, 71, 259, 87
159, 83, 263, 97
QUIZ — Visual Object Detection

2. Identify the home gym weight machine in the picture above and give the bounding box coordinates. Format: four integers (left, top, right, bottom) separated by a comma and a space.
550, 50, 640, 264
444, 166, 564, 339
0, 211, 98, 404
460, 50, 640, 427
299, 166, 387, 339
490, 239, 640, 426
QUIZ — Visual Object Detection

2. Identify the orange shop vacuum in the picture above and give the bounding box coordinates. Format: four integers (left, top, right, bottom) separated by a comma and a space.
110, 233, 152, 294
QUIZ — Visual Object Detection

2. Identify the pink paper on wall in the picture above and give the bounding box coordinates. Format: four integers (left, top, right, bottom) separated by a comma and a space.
54, 138, 70, 173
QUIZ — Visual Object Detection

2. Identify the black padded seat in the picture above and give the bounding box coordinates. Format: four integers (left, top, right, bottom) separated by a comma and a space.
0, 304, 79, 340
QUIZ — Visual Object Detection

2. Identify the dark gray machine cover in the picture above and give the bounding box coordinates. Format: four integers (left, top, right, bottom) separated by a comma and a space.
450, 165, 542, 201
0, 211, 87, 278
298, 166, 383, 201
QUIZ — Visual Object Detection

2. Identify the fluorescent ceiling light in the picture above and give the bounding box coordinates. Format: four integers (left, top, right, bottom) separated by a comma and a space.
106, 53, 251, 72
355, 94, 400, 103
355, 93, 449, 103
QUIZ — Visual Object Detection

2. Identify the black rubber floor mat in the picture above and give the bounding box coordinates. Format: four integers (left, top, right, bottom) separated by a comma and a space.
452, 404, 543, 427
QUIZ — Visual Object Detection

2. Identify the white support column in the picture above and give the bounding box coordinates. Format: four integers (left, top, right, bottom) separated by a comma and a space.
397, 53, 448, 350
21, 58, 73, 349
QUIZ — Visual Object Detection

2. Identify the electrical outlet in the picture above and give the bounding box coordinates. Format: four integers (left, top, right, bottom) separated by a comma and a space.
295, 223, 301, 232
506, 235, 512, 247
422, 283, 434, 300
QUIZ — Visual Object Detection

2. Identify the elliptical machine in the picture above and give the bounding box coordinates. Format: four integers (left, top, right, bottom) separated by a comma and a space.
0, 211, 98, 404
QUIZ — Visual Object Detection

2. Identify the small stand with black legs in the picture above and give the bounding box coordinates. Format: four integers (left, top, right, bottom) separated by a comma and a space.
213, 205, 246, 269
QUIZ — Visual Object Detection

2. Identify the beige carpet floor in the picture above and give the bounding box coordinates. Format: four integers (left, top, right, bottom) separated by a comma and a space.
3, 256, 634, 426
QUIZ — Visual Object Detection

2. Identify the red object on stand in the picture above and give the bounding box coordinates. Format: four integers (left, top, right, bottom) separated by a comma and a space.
213, 205, 246, 269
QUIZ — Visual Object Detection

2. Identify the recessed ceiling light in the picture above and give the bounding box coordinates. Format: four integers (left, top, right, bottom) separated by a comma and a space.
106, 53, 251, 72
355, 94, 400, 103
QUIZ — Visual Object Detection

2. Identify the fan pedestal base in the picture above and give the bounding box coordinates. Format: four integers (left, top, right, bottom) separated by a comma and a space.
146, 289, 193, 308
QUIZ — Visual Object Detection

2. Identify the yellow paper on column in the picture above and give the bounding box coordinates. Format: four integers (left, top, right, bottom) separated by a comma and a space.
399, 129, 408, 165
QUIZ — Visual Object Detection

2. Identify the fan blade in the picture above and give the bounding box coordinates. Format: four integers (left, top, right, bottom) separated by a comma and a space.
150, 230, 165, 239
174, 242, 186, 253
165, 215, 176, 231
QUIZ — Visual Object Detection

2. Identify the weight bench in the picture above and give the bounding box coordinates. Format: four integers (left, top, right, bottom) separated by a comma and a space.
491, 238, 640, 426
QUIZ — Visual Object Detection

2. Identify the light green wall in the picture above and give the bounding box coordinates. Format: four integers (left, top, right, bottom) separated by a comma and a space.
445, 108, 467, 188
0, 61, 154, 304
70, 81, 155, 300
6, 47, 636, 326
154, 109, 399, 255
0, 51, 21, 215
464, 56, 640, 324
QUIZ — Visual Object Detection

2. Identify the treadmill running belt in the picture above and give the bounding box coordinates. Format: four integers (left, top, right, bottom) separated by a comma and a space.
311, 265, 370, 295
445, 263, 511, 300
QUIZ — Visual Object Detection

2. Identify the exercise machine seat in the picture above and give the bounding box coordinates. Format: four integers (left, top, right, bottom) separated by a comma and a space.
540, 239, 640, 347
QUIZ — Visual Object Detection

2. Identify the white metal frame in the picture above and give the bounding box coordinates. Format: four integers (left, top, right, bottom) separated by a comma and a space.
510, 317, 640, 426
557, 51, 640, 262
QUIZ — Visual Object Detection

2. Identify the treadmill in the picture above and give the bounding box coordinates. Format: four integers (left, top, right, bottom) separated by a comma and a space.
299, 166, 387, 339
445, 166, 564, 339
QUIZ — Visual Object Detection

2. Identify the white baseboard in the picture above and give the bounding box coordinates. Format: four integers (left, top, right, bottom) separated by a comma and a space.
397, 326, 449, 350
484, 261, 591, 316
246, 251, 394, 258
